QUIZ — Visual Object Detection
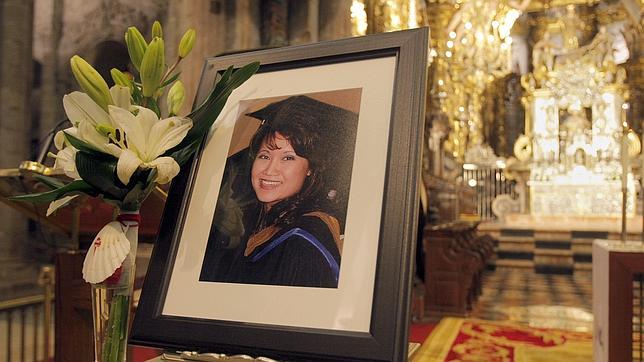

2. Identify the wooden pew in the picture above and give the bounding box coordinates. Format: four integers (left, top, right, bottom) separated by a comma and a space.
423, 222, 493, 316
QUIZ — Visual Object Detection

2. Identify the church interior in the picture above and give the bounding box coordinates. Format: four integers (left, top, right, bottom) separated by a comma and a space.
0, 0, 642, 361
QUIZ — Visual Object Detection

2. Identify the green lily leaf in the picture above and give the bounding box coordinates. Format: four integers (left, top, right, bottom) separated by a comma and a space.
146, 167, 158, 184
75, 151, 129, 200
188, 64, 233, 116
132, 83, 144, 104
8, 180, 95, 203
178, 88, 233, 149
145, 97, 161, 118
34, 174, 68, 190
202, 62, 259, 116
121, 182, 144, 211
63, 132, 103, 154
167, 139, 200, 167
227, 61, 260, 89
160, 72, 181, 88
211, 66, 234, 97
122, 169, 157, 210
201, 62, 257, 111
166, 62, 259, 156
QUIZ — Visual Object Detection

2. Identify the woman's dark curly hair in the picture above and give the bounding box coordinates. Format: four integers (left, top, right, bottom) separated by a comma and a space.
248, 121, 329, 229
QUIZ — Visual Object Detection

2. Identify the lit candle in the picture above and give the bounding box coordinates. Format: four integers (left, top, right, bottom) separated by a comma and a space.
620, 103, 629, 242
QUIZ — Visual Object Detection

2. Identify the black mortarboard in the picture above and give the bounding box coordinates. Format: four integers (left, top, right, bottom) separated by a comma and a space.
246, 95, 358, 160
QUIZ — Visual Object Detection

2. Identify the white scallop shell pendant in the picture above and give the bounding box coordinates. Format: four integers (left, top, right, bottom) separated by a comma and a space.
82, 221, 131, 284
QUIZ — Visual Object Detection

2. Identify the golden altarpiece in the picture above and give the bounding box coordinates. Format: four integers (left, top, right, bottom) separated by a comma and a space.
349, 0, 642, 226
515, 20, 640, 217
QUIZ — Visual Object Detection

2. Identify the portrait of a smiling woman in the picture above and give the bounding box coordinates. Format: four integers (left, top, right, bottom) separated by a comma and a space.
199, 90, 361, 288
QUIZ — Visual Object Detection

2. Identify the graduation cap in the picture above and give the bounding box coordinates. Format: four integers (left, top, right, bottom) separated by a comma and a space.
246, 95, 358, 162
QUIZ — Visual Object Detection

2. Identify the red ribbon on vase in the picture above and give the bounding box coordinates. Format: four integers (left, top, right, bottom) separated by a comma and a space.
116, 213, 142, 227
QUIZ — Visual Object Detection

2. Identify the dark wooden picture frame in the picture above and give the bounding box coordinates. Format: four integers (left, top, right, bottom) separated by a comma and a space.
130, 28, 428, 362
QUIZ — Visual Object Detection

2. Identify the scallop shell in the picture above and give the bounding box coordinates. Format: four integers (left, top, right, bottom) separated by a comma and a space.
82, 221, 131, 284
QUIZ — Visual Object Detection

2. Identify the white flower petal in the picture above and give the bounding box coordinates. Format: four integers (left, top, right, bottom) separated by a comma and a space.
133, 106, 159, 148
147, 157, 180, 184
76, 121, 118, 156
107, 105, 189, 185
109, 85, 131, 110
46, 195, 79, 216
146, 116, 192, 160
52, 147, 80, 179
117, 149, 143, 185
108, 106, 147, 156
54, 127, 77, 150
104, 144, 123, 158
63, 92, 112, 127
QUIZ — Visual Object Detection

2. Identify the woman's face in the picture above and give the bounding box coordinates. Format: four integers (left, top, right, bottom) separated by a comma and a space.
251, 133, 310, 209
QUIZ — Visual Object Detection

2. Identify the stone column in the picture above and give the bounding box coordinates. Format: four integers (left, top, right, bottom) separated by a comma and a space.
1, 0, 33, 168
289, 0, 319, 45
33, 0, 64, 145
0, 0, 37, 296
319, 0, 352, 41
226, 0, 261, 51
261, 0, 289, 47
166, 0, 230, 115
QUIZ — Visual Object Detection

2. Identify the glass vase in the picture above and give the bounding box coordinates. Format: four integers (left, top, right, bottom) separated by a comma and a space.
90, 209, 139, 362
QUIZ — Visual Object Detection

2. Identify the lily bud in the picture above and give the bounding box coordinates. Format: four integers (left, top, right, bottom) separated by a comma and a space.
166, 81, 185, 115
178, 28, 196, 58
110, 68, 133, 90
124, 27, 148, 72
152, 21, 163, 39
70, 55, 113, 111
140, 37, 165, 98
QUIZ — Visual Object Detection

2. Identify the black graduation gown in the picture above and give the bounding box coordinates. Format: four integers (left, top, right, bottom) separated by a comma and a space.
200, 214, 341, 288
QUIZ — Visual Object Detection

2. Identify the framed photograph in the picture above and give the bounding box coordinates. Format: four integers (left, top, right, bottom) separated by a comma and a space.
131, 28, 428, 361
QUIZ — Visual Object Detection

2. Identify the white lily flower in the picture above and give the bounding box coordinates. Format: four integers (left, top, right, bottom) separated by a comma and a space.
76, 121, 122, 156
54, 126, 78, 150
109, 105, 192, 185
63, 91, 115, 128
110, 85, 132, 110
46, 195, 79, 216
61, 88, 129, 158
64, 86, 130, 127
82, 221, 131, 284
51, 146, 81, 180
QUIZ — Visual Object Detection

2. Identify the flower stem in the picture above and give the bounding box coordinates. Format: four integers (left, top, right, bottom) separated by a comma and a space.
101, 294, 129, 362
161, 56, 182, 85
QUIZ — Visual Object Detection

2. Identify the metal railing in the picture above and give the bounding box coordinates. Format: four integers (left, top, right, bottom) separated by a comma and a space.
463, 167, 517, 220
0, 266, 54, 362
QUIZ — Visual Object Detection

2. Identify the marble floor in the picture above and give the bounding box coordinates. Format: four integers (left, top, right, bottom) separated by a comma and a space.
468, 267, 594, 332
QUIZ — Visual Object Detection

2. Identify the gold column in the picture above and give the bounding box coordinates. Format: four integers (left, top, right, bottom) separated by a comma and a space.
597, 3, 643, 133
431, 0, 524, 161
363, 0, 429, 34
426, 0, 460, 158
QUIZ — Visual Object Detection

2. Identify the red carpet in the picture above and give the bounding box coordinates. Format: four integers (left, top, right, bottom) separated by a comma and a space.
410, 322, 436, 343
410, 317, 592, 361
131, 346, 162, 361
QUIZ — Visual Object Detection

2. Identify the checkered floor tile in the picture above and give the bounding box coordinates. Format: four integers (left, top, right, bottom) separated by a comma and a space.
469, 267, 593, 332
